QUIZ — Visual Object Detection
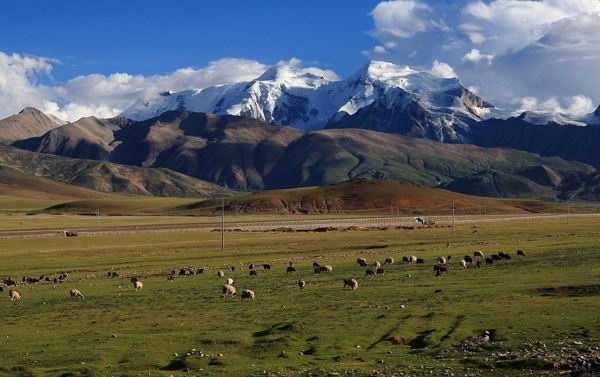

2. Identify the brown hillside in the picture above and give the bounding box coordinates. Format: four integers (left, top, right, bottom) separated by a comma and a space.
0, 107, 63, 144
187, 178, 561, 216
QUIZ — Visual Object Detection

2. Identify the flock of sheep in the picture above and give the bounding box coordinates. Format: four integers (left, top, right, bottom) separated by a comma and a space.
2, 248, 525, 303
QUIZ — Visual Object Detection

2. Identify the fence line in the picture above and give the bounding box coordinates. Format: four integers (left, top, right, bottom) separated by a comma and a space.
1, 213, 599, 240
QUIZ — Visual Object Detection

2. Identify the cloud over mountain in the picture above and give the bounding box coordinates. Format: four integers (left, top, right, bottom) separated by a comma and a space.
365, 0, 600, 118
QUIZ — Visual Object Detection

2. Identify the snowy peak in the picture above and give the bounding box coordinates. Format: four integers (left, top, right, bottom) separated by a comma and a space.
120, 60, 498, 141
518, 111, 587, 126
255, 65, 329, 88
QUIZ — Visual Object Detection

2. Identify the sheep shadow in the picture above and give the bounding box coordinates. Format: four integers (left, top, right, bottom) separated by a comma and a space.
408, 329, 437, 349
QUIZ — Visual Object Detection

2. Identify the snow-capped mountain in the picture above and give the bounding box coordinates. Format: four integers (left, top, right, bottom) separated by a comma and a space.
518, 111, 587, 127
120, 61, 495, 142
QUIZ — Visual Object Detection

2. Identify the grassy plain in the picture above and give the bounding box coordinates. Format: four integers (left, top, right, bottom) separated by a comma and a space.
0, 214, 600, 377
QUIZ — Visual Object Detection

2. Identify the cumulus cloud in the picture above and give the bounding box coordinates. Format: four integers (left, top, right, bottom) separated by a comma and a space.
429, 61, 456, 78
0, 55, 279, 121
367, 0, 600, 118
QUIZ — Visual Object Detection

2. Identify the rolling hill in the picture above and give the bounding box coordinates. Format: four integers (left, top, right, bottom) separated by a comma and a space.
2, 109, 598, 202
0, 143, 238, 199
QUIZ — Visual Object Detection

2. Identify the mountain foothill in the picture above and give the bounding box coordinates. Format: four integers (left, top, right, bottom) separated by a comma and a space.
1, 60, 600, 207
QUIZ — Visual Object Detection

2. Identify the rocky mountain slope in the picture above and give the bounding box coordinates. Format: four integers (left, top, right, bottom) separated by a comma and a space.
3, 109, 598, 201
0, 107, 65, 144
0, 143, 237, 198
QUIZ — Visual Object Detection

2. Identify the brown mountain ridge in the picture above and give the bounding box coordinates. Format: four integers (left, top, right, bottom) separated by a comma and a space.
1, 109, 600, 202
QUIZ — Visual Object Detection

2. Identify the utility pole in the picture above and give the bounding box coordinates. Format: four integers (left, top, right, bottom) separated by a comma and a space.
221, 198, 225, 251
452, 197, 455, 235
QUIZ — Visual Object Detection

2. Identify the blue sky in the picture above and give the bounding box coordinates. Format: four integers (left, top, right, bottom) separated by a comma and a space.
1, 0, 600, 121
0, 1, 377, 81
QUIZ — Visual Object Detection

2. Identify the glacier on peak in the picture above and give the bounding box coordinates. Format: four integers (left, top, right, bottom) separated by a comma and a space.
119, 60, 496, 139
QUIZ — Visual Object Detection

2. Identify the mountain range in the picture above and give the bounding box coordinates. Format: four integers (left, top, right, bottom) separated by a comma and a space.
1, 60, 600, 202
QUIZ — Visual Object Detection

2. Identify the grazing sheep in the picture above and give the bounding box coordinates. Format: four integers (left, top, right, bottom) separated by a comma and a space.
298, 280, 306, 289
319, 265, 334, 273
384, 257, 395, 265
485, 257, 494, 266
133, 280, 143, 291
312, 261, 319, 268
226, 278, 234, 286
499, 252, 511, 260
491, 254, 501, 262
196, 268, 204, 275
409, 256, 417, 264
241, 289, 255, 301
416, 258, 425, 265
70, 289, 84, 299
130, 277, 138, 283
248, 264, 255, 270
476, 260, 483, 268
9, 290, 20, 301
286, 266, 297, 273
437, 256, 447, 265
434, 266, 448, 277
460, 260, 467, 269
167, 275, 175, 282
474, 250, 485, 259
357, 257, 367, 266
230, 266, 236, 272
402, 256, 409, 263
517, 250, 526, 258
376, 268, 385, 275
447, 255, 452, 263
217, 270, 224, 278
249, 270, 258, 277
373, 261, 381, 269
343, 278, 359, 290
365, 269, 375, 277
222, 284, 236, 298
262, 264, 271, 270
464, 255, 474, 264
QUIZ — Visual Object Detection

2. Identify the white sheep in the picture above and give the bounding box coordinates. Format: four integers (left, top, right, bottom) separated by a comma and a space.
384, 257, 395, 265
409, 256, 417, 264
356, 257, 367, 266
460, 259, 467, 269
226, 278, 234, 286
241, 289, 255, 301
222, 284, 236, 298
344, 278, 359, 290
133, 280, 143, 291
474, 250, 485, 259
217, 270, 225, 278
70, 289, 85, 299
437, 256, 447, 265
373, 261, 381, 269
8, 290, 20, 301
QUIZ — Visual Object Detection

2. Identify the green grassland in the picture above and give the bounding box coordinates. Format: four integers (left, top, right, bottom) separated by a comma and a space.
1, 216, 600, 377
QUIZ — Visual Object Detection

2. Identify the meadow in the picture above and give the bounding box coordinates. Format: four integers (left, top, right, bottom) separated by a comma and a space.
1, 215, 600, 377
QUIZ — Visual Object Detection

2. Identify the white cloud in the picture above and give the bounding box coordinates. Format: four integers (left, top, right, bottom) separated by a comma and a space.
518, 95, 594, 118
429, 61, 456, 78
367, 0, 600, 118
0, 56, 290, 121
0, 52, 56, 118
462, 49, 493, 64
